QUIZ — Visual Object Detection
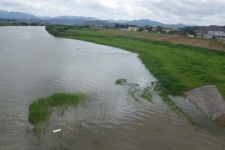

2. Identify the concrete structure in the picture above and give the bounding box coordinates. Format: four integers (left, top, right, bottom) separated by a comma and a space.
185, 85, 225, 121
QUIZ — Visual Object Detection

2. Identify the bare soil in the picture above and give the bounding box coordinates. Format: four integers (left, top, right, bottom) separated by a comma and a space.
100, 29, 225, 51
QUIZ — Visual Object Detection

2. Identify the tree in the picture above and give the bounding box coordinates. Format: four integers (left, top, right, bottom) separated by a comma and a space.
138, 27, 144, 32
115, 23, 120, 28
146, 26, 152, 32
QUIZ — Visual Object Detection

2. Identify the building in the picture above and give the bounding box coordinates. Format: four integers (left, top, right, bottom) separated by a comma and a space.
151, 27, 157, 33
177, 29, 186, 36
128, 25, 139, 31
195, 25, 225, 39
162, 28, 172, 33
204, 31, 225, 39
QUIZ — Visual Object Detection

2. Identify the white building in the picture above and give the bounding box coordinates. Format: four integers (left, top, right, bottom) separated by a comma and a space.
204, 31, 225, 39
195, 25, 225, 39
128, 26, 139, 32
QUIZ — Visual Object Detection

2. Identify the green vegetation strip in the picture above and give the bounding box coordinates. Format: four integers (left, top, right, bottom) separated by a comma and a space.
29, 93, 87, 125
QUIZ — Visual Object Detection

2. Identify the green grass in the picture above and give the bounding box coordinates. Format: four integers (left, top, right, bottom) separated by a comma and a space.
115, 78, 127, 85
46, 26, 225, 99
29, 93, 87, 129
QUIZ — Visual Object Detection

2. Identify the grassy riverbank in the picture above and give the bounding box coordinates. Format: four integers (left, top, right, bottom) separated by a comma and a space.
29, 93, 87, 133
46, 26, 225, 100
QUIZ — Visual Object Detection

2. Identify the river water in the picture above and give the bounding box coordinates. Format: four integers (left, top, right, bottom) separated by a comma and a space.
0, 26, 225, 150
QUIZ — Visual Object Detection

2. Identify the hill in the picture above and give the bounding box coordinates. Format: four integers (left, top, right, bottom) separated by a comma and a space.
0, 9, 188, 28
125, 19, 186, 28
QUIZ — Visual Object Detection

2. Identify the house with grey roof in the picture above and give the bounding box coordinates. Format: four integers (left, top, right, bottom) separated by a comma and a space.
195, 25, 225, 39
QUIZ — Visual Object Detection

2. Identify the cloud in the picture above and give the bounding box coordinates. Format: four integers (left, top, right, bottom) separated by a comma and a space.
0, 0, 225, 25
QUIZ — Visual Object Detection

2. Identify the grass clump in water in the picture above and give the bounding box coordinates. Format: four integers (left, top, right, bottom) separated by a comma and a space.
115, 78, 127, 85
29, 93, 87, 128
141, 86, 152, 102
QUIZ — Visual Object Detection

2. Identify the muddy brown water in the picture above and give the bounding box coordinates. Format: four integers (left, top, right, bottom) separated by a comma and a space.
0, 26, 225, 150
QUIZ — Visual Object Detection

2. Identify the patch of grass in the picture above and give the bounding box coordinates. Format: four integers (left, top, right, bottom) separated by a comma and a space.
29, 92, 87, 134
115, 78, 127, 85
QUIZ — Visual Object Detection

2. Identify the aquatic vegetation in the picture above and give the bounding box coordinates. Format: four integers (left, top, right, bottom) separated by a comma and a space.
127, 83, 141, 101
141, 86, 153, 102
115, 78, 127, 85
115, 79, 153, 102
29, 93, 87, 134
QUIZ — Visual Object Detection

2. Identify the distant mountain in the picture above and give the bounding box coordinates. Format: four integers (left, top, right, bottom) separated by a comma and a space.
43, 19, 89, 25
54, 16, 98, 21
0, 9, 188, 28
0, 18, 18, 22
125, 19, 187, 28
181, 26, 204, 31
38, 16, 54, 20
0, 10, 8, 16
0, 11, 37, 19
83, 20, 115, 28
17, 18, 42, 23
107, 19, 128, 23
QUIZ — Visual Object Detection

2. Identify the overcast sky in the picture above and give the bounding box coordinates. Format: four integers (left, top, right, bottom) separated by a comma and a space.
0, 0, 225, 25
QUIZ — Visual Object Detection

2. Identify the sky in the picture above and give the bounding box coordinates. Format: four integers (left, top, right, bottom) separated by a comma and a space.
0, 0, 225, 26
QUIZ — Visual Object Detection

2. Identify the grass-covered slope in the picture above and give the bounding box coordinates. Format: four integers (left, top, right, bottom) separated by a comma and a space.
45, 26, 225, 99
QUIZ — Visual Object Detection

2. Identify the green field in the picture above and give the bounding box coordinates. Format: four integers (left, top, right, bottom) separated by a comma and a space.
46, 26, 225, 100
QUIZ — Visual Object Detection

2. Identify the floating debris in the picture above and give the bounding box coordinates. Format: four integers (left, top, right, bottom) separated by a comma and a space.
53, 129, 61, 133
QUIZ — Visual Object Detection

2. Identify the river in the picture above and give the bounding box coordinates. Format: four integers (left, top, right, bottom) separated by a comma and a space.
0, 26, 225, 150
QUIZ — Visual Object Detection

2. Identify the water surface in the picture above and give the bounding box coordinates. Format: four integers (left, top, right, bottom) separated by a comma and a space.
0, 26, 225, 150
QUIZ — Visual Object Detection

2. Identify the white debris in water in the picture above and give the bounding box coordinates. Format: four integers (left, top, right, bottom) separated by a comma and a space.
53, 129, 61, 133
